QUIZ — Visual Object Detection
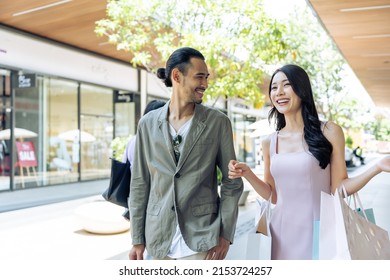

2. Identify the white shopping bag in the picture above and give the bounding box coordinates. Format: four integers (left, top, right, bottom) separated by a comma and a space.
245, 196, 272, 260
318, 191, 335, 259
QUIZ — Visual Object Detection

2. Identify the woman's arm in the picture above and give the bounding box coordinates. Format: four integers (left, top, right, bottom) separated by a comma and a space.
342, 156, 390, 195
261, 136, 277, 203
324, 121, 390, 195
228, 136, 274, 202
323, 121, 348, 193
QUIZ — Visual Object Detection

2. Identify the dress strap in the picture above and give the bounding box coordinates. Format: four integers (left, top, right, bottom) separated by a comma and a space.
269, 131, 278, 156
320, 121, 328, 133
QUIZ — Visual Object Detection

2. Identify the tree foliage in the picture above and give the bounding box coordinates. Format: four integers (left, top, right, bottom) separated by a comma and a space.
364, 111, 390, 142
280, 5, 347, 120
96, 0, 379, 143
95, 0, 291, 108
277, 3, 376, 138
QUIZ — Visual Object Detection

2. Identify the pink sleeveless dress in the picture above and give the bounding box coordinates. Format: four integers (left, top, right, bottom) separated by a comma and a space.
269, 132, 331, 260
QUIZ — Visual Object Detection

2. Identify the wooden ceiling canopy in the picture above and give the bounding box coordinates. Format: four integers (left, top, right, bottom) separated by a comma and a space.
0, 0, 389, 107
0, 0, 134, 63
307, 0, 390, 108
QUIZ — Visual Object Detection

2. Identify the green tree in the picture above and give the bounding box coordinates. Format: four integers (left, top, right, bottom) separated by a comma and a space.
365, 111, 390, 141
271, 3, 377, 141
110, 134, 133, 161
95, 0, 291, 108
280, 5, 347, 120
257, 2, 380, 148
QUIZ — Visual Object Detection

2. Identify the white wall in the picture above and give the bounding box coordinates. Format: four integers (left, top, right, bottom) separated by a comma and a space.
0, 27, 138, 91
145, 71, 171, 99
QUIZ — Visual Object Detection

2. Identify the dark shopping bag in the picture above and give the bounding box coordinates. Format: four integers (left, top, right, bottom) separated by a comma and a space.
102, 158, 131, 208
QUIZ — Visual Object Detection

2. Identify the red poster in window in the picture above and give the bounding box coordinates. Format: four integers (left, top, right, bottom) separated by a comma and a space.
16, 141, 37, 167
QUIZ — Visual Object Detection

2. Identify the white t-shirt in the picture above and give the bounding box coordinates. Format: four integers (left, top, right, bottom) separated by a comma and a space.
167, 117, 197, 258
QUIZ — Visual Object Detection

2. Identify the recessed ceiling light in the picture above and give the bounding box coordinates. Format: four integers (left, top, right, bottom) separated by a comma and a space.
367, 67, 390, 70
361, 53, 390, 57
353, 34, 390, 39
369, 77, 390, 80
13, 0, 72, 16
340, 5, 390, 12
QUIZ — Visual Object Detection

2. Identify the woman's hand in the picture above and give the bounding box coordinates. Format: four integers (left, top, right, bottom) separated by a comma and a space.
377, 155, 390, 173
228, 160, 250, 179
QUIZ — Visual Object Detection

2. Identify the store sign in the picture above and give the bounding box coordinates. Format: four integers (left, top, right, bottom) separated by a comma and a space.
16, 141, 37, 167
114, 92, 133, 103
16, 74, 36, 88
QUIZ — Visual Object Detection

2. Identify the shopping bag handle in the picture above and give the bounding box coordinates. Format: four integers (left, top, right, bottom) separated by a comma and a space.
256, 193, 272, 220
340, 184, 369, 221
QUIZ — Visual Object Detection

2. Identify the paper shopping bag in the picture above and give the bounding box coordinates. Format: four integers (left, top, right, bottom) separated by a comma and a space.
312, 220, 320, 260
336, 188, 390, 259
318, 191, 339, 259
245, 196, 272, 260
255, 196, 271, 235
319, 188, 390, 259
246, 232, 272, 260
348, 191, 376, 224
356, 207, 376, 224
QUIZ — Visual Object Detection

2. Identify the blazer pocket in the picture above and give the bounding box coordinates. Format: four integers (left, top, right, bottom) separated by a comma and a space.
192, 203, 218, 216
147, 204, 161, 216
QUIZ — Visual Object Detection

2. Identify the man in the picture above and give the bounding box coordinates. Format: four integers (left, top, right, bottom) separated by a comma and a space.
129, 47, 243, 260
121, 100, 166, 221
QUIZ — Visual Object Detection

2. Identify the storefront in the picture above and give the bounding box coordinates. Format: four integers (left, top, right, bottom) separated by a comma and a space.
0, 70, 118, 189
0, 27, 172, 191
0, 26, 266, 192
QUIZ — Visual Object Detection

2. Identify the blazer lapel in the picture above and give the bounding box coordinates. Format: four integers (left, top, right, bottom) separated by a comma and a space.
157, 102, 177, 165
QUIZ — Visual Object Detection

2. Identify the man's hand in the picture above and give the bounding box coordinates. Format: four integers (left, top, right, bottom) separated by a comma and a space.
128, 244, 145, 260
205, 237, 230, 260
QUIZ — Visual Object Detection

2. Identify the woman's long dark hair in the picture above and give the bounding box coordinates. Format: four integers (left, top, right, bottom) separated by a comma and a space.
268, 64, 332, 169
156, 47, 205, 87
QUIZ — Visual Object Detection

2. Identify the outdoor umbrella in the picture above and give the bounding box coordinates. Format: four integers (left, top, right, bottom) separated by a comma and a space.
0, 128, 38, 140
248, 119, 275, 138
58, 129, 96, 142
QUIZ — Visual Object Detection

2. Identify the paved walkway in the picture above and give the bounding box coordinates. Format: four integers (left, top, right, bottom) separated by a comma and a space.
0, 153, 389, 260
0, 179, 110, 212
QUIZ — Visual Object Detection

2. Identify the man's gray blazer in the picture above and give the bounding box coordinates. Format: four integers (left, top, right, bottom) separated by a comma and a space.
129, 102, 244, 259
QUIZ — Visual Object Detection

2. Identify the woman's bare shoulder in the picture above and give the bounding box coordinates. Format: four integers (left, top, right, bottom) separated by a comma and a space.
322, 121, 344, 142
261, 133, 274, 145
261, 133, 275, 151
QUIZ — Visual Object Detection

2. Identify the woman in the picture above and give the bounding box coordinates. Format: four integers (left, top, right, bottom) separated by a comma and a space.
228, 64, 390, 260
122, 99, 166, 167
